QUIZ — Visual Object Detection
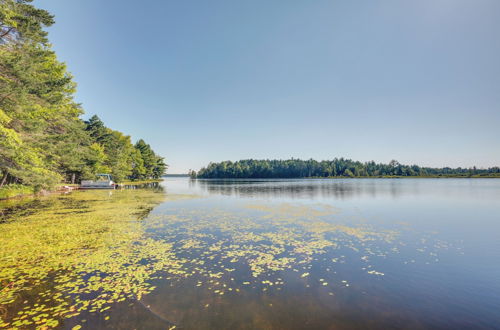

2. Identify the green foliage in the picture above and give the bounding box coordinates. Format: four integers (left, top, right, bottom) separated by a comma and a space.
103, 130, 136, 182
0, 0, 54, 44
195, 159, 500, 179
131, 148, 146, 179
85, 114, 110, 144
0, 1, 167, 192
0, 183, 33, 199
133, 139, 167, 180
87, 142, 110, 175
81, 119, 167, 183
152, 156, 167, 179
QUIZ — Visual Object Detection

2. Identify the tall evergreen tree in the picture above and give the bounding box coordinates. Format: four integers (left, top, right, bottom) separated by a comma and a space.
1, 1, 168, 190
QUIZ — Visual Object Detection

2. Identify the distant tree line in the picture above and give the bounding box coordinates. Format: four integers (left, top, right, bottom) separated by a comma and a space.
192, 159, 500, 179
0, 1, 166, 191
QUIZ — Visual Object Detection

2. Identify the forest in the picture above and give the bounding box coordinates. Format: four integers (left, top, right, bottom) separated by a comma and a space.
0, 0, 166, 196
192, 159, 500, 179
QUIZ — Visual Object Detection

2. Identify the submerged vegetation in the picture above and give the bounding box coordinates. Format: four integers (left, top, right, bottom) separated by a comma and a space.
0, 188, 190, 329
0, 0, 166, 197
0, 189, 408, 329
193, 159, 500, 179
0, 180, 468, 329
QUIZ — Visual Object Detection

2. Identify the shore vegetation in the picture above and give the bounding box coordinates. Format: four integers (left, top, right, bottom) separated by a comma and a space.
0, 0, 167, 198
192, 159, 500, 179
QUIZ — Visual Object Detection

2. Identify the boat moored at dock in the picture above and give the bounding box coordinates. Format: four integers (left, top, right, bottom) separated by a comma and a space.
80, 174, 116, 189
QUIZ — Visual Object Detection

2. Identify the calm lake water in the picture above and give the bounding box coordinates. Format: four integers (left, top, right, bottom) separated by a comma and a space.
1, 178, 499, 329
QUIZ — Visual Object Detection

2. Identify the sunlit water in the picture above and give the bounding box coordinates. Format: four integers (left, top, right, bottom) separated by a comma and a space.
1, 178, 499, 329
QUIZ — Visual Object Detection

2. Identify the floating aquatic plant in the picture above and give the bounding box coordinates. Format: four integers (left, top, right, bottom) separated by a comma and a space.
1, 194, 448, 329
0, 190, 196, 329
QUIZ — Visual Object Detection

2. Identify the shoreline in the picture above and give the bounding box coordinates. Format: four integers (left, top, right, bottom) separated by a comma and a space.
0, 179, 164, 201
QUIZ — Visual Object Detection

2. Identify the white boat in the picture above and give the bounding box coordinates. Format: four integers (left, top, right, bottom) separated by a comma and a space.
81, 174, 116, 189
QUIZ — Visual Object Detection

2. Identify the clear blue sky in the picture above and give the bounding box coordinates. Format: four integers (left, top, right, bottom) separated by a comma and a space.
36, 0, 500, 173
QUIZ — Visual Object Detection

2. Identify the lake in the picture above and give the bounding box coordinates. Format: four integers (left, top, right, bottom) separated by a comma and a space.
1, 178, 499, 329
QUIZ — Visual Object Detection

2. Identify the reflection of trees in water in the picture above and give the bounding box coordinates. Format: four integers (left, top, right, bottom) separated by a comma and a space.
0, 199, 51, 222
0, 188, 174, 329
119, 182, 164, 192
1, 183, 164, 222
0, 196, 87, 223
194, 179, 413, 200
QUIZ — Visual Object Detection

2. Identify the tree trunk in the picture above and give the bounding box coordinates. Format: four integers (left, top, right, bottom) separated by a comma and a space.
71, 173, 76, 184
0, 171, 7, 188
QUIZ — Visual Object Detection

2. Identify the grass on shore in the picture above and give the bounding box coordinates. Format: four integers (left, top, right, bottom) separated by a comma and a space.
0, 184, 34, 200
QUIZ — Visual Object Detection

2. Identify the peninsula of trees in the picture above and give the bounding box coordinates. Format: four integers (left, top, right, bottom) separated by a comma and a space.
0, 0, 166, 195
192, 159, 500, 179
